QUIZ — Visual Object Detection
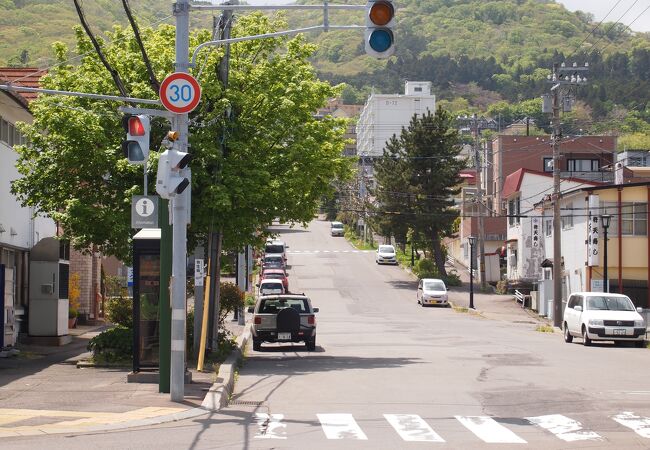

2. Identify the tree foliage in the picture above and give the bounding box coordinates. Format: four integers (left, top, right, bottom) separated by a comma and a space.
11, 15, 353, 259
370, 108, 466, 276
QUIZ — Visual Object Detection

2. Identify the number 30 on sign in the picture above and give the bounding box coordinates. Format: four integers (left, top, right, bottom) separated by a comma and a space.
159, 72, 202, 114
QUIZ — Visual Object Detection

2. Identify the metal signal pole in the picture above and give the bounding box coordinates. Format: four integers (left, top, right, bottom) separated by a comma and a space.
473, 114, 486, 290
170, 0, 190, 402
546, 62, 588, 327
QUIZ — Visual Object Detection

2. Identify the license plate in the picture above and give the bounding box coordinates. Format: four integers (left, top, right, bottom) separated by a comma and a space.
277, 332, 291, 340
429, 300, 438, 304
613, 329, 626, 336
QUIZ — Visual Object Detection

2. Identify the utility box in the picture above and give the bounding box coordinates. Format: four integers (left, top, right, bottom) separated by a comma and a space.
28, 238, 70, 343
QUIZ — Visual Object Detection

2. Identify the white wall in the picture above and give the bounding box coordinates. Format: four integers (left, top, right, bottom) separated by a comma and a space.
357, 86, 436, 157
0, 92, 56, 251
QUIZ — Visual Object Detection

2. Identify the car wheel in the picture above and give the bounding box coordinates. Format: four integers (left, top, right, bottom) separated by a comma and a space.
563, 323, 573, 343
253, 339, 262, 352
582, 326, 592, 346
306, 337, 316, 351
635, 340, 646, 348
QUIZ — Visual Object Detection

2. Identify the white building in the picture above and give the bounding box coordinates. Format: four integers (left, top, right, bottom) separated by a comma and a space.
1, 68, 56, 346
356, 81, 436, 157
502, 168, 598, 282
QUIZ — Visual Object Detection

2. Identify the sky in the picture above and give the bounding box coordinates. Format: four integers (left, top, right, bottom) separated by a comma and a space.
557, 0, 650, 32
241, 0, 650, 33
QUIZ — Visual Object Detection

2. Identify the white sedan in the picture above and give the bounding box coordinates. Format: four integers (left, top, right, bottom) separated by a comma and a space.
417, 278, 449, 306
563, 292, 646, 347
375, 245, 398, 265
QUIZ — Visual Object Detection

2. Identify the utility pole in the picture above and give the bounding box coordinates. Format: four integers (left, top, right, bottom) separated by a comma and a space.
473, 114, 486, 290
170, 0, 190, 402
545, 61, 588, 327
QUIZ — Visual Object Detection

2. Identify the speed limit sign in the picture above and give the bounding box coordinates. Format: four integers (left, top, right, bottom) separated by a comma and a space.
159, 72, 202, 114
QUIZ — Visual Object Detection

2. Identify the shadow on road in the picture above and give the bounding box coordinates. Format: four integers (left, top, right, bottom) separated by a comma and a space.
242, 354, 423, 375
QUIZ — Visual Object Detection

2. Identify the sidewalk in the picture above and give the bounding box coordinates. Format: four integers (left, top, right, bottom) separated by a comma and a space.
407, 259, 549, 325
0, 313, 250, 438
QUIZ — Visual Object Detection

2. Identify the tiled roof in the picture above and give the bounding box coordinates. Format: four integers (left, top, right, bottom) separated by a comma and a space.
0, 67, 44, 104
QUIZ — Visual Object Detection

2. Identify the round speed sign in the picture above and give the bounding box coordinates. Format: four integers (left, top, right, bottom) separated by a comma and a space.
159, 72, 202, 114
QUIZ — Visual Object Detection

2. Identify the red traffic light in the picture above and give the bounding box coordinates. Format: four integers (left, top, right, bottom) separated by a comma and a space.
128, 116, 146, 136
369, 1, 394, 26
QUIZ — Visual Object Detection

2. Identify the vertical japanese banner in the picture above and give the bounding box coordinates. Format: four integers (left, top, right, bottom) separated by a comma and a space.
531, 216, 541, 250
587, 194, 600, 266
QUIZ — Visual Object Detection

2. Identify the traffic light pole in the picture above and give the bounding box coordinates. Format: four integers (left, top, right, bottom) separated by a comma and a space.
170, 0, 190, 403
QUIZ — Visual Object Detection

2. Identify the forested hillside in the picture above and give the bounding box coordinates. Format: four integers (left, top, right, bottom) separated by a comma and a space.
1, 0, 649, 137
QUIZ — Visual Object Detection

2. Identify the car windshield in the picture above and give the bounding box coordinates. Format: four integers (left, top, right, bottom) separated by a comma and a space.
264, 255, 282, 262
259, 298, 309, 313
379, 245, 395, 253
265, 244, 284, 254
424, 281, 445, 291
331, 223, 343, 229
586, 296, 635, 311
264, 273, 282, 279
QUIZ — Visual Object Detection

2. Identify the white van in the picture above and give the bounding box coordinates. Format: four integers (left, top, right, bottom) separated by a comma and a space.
259, 279, 285, 297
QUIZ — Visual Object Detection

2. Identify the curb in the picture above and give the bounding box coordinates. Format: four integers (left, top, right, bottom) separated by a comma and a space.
201, 324, 251, 411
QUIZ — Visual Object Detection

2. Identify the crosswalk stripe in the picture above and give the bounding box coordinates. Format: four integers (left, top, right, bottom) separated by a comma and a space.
254, 413, 287, 439
317, 413, 368, 440
384, 414, 445, 442
455, 416, 526, 444
612, 411, 650, 438
527, 414, 602, 442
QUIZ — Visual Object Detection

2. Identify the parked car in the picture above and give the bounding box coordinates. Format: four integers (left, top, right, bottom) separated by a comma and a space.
375, 244, 397, 265
260, 268, 289, 291
264, 239, 288, 262
262, 254, 285, 270
563, 292, 646, 347
330, 221, 344, 237
258, 279, 285, 297
417, 278, 449, 306
248, 294, 319, 351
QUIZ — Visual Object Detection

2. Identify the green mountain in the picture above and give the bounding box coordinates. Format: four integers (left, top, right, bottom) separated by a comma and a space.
2, 0, 649, 126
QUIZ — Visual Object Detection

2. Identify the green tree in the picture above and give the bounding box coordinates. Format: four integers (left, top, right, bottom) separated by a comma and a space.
372, 108, 465, 275
12, 15, 353, 260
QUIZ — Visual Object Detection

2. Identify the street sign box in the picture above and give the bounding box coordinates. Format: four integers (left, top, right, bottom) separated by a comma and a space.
131, 195, 159, 229
159, 72, 201, 114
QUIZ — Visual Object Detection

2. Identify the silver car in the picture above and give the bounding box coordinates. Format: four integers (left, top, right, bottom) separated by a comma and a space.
375, 244, 397, 265
248, 294, 319, 351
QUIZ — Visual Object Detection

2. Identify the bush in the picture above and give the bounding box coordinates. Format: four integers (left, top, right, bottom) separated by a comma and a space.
414, 258, 437, 278
444, 272, 462, 287
105, 296, 133, 328
219, 282, 244, 326
87, 326, 132, 362
496, 280, 508, 294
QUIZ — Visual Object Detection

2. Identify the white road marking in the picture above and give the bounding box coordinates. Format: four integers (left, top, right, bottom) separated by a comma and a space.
455, 416, 526, 444
384, 414, 445, 442
527, 414, 602, 442
612, 411, 650, 438
317, 413, 368, 440
254, 413, 287, 439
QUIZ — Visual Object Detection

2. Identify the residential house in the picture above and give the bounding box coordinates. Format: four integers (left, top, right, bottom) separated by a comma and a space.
502, 168, 599, 282
539, 181, 650, 308
0, 68, 57, 345
491, 135, 617, 215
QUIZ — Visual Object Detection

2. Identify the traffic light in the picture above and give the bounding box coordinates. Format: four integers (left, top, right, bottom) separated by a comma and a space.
121, 115, 150, 164
155, 136, 191, 199
365, 0, 395, 58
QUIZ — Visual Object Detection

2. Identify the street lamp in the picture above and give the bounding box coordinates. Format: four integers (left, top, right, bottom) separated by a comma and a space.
601, 214, 611, 293
468, 236, 477, 309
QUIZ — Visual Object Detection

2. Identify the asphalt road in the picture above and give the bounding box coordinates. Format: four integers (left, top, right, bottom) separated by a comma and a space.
8, 219, 650, 449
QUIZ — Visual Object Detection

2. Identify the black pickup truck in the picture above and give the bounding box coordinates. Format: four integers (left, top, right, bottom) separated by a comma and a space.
248, 294, 319, 351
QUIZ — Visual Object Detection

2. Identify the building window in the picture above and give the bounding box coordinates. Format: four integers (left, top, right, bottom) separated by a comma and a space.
0, 116, 25, 148
414, 87, 422, 92
544, 217, 552, 236
601, 202, 648, 236
562, 202, 574, 230
508, 197, 520, 226
568, 159, 599, 172
543, 157, 553, 173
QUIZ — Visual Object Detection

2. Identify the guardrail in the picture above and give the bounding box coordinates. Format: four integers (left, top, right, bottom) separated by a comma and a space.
514, 289, 530, 308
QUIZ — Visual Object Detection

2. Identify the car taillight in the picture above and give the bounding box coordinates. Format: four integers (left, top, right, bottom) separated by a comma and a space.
254, 316, 261, 325
307, 315, 315, 325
